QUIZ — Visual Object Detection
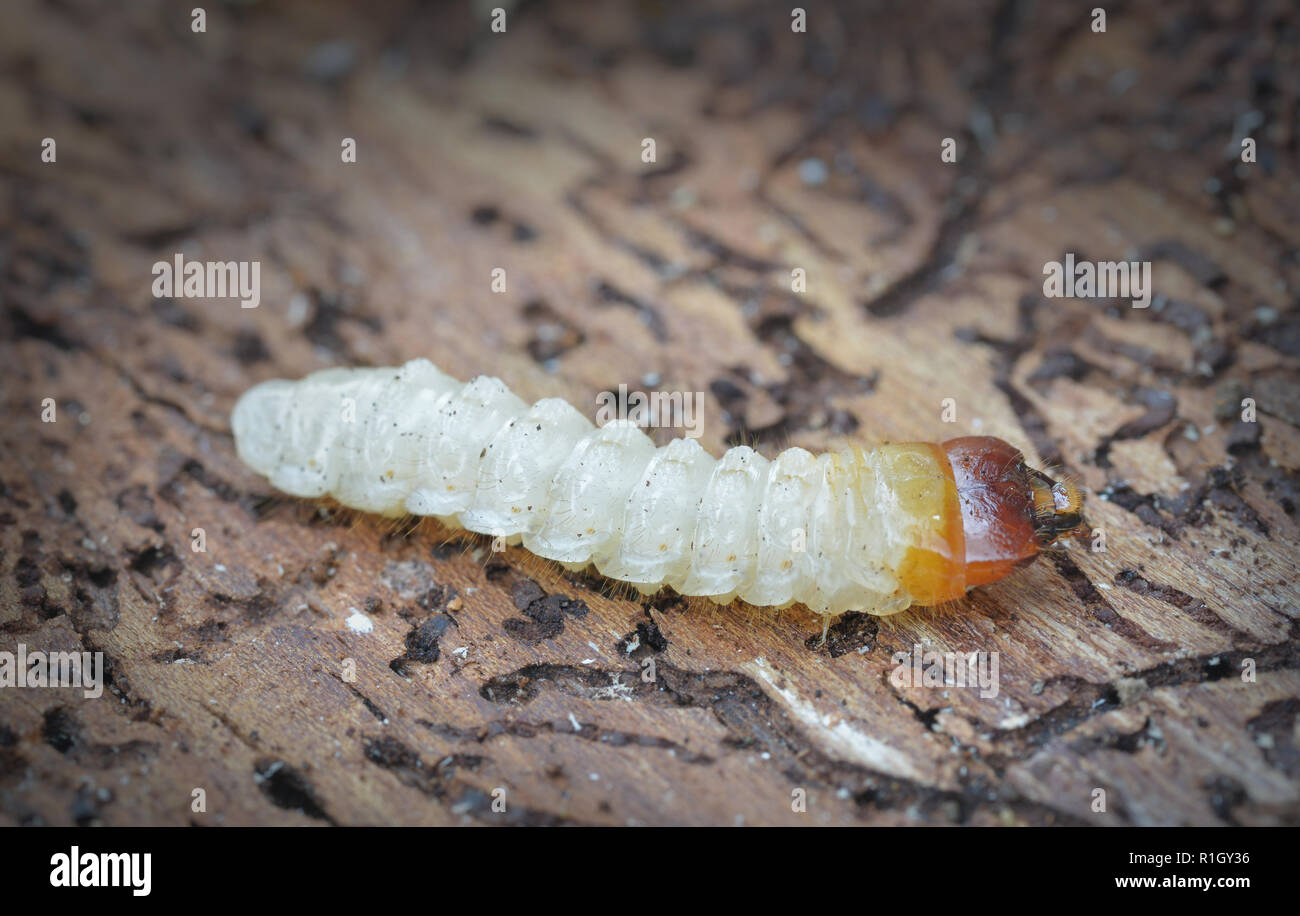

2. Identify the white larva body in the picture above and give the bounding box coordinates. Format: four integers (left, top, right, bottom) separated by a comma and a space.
232, 358, 945, 618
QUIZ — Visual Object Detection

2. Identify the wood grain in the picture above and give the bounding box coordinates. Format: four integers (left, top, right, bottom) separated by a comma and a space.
1, 0, 1297, 826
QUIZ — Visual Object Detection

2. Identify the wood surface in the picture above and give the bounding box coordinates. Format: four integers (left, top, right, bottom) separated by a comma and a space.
1, 0, 1298, 826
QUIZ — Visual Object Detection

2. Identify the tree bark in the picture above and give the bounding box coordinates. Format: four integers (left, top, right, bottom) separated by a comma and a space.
1, 0, 1297, 826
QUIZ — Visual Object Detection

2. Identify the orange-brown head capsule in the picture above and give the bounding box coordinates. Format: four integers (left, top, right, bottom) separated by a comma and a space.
941, 436, 1089, 593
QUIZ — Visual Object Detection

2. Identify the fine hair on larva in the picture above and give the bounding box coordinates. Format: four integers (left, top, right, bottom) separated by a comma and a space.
231, 358, 1090, 625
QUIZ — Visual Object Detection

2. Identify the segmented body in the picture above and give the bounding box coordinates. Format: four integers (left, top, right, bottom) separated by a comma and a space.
231, 359, 979, 618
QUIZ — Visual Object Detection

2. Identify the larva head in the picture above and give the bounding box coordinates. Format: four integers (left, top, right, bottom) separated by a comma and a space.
941, 437, 1090, 590
1026, 465, 1090, 544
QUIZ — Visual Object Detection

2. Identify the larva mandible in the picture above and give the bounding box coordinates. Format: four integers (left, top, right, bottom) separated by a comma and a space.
231, 358, 1090, 623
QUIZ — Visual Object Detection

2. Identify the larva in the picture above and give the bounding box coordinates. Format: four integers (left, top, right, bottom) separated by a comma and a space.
231, 358, 1089, 623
